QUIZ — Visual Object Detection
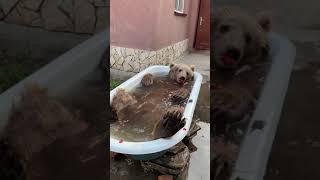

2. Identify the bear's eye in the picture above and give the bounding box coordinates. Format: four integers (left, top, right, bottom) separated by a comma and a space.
245, 33, 252, 44
179, 69, 182, 72
220, 25, 230, 34
186, 72, 189, 76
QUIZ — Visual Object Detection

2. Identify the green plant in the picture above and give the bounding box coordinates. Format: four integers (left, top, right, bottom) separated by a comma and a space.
110, 80, 121, 90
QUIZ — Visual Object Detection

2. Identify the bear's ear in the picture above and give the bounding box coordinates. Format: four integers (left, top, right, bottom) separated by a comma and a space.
256, 11, 272, 32
190, 65, 195, 72
169, 63, 176, 68
213, 7, 236, 28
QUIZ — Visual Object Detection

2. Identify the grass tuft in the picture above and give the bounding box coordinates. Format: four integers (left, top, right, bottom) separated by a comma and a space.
110, 80, 121, 90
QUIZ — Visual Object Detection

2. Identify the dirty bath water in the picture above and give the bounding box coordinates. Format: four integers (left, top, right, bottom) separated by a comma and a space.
111, 75, 194, 142
27, 70, 107, 180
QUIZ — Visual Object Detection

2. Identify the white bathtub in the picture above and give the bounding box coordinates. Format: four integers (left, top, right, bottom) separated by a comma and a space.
230, 32, 296, 180
110, 65, 203, 155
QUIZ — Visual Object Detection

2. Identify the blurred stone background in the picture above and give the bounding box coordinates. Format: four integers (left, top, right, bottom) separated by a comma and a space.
0, 0, 108, 34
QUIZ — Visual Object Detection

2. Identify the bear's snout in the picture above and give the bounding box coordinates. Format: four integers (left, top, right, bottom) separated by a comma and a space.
226, 48, 241, 61
169, 63, 194, 84
220, 47, 242, 67
177, 76, 186, 84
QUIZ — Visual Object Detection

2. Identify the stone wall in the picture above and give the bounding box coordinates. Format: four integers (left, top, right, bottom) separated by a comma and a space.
110, 39, 188, 73
0, 0, 108, 34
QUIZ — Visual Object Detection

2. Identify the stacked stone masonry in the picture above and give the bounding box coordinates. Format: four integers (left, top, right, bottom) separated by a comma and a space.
0, 0, 108, 34
110, 39, 188, 73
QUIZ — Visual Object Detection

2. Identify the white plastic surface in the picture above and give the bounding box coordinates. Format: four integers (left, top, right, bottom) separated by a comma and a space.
110, 65, 203, 155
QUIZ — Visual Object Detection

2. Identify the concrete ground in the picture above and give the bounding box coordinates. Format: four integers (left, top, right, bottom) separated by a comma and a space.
187, 122, 210, 180
215, 1, 320, 179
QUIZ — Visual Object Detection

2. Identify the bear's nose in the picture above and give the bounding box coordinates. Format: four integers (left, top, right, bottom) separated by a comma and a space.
179, 77, 185, 81
226, 48, 241, 61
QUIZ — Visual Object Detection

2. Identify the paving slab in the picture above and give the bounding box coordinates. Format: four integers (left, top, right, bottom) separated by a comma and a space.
187, 122, 210, 180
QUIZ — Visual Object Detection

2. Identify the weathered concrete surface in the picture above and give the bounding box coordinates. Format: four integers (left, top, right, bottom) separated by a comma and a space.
215, 1, 320, 179
187, 122, 210, 180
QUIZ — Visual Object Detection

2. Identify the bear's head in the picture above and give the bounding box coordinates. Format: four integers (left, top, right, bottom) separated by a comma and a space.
111, 88, 137, 113
212, 7, 271, 69
169, 63, 195, 84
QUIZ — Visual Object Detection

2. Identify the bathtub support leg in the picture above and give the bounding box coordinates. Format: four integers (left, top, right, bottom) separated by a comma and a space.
183, 121, 201, 152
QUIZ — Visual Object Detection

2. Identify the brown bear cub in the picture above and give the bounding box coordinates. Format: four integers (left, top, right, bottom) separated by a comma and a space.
212, 7, 272, 135
0, 84, 87, 178
212, 6, 271, 70
142, 63, 195, 86
141, 63, 195, 139
110, 88, 138, 123
152, 106, 185, 139
212, 87, 255, 135
211, 7, 272, 178
142, 63, 194, 104
111, 63, 195, 140
111, 88, 137, 114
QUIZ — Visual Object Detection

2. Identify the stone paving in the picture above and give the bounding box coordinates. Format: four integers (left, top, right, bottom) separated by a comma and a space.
110, 40, 189, 73
0, 0, 108, 34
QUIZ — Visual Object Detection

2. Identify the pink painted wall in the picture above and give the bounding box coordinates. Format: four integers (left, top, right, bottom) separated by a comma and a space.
110, 0, 200, 50
153, 0, 190, 49
110, 0, 157, 50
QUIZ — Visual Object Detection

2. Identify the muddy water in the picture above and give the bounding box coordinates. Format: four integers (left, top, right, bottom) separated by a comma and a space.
111, 76, 194, 142
27, 70, 107, 180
